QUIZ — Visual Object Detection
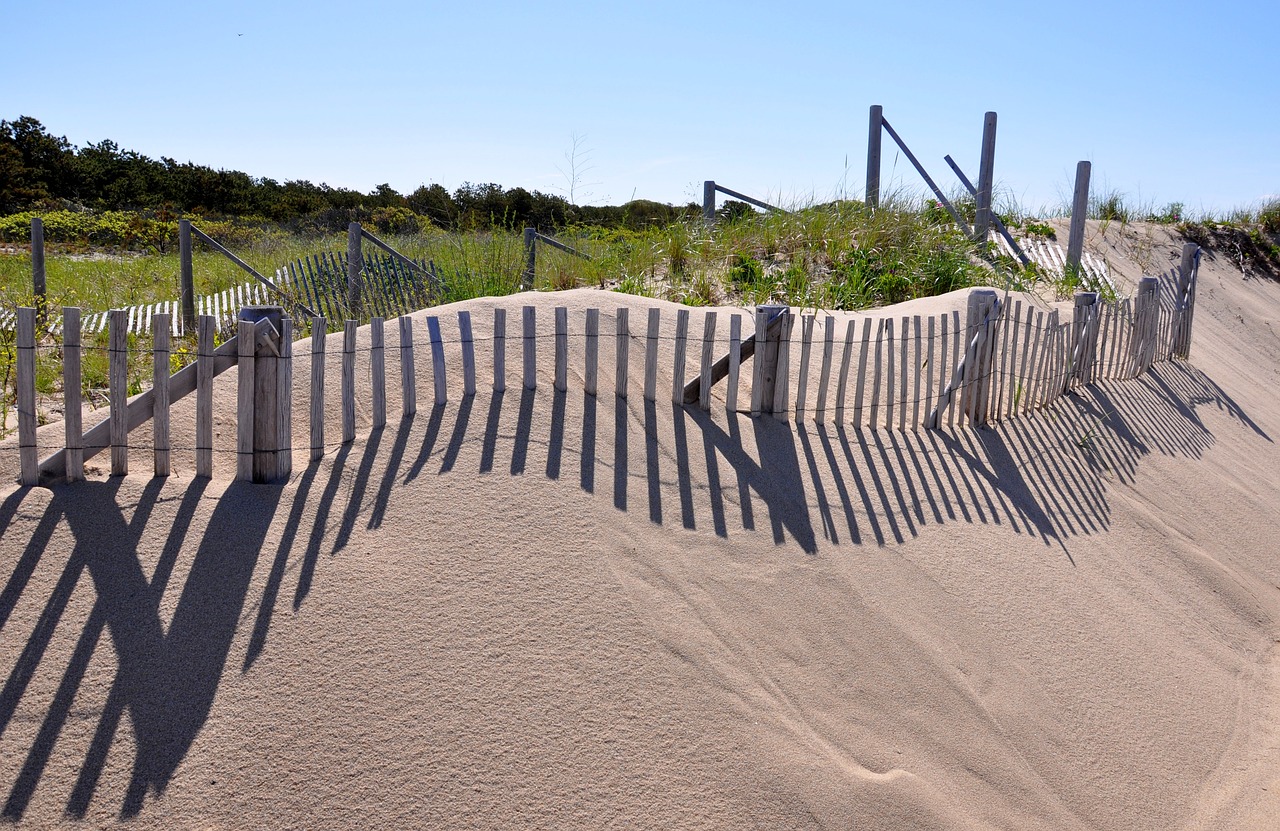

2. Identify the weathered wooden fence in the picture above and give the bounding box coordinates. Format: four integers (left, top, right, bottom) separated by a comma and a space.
14, 244, 1199, 486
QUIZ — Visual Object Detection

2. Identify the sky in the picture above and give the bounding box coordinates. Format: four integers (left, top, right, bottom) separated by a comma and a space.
5, 0, 1278, 216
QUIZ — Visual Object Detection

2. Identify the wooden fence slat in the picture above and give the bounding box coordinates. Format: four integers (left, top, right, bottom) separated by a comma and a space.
815, 316, 834, 421
948, 311, 960, 429
885, 317, 897, 430
615, 308, 629, 398
750, 309, 767, 416
853, 318, 871, 428
153, 313, 171, 476
672, 309, 689, 405
1015, 305, 1034, 414
912, 315, 923, 429
278, 318, 293, 480
585, 308, 600, 396
899, 315, 909, 431
1003, 301, 1021, 418
835, 319, 856, 423
310, 316, 326, 460
523, 306, 537, 390
795, 314, 814, 417
236, 318, 255, 481
644, 308, 660, 402
399, 316, 417, 416
16, 308, 37, 485
554, 306, 569, 392
726, 313, 742, 412
196, 316, 215, 475
774, 312, 792, 420
493, 308, 506, 392
109, 309, 128, 475
459, 311, 476, 397
925, 315, 936, 429
870, 318, 884, 428
371, 317, 386, 428
428, 315, 447, 405
63, 307, 83, 481
699, 311, 717, 410
342, 320, 356, 443
1022, 310, 1044, 414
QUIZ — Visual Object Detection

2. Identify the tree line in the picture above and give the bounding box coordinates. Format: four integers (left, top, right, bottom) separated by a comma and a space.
0, 116, 700, 234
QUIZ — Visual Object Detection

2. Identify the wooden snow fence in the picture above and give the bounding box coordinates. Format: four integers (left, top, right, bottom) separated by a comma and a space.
14, 244, 1200, 486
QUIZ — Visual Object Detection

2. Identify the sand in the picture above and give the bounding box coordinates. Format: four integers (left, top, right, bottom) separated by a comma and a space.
1, 222, 1278, 828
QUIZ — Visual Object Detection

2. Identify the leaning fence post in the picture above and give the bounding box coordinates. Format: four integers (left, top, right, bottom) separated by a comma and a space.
703, 181, 717, 223
1065, 161, 1091, 277
31, 219, 46, 323
347, 222, 363, 319
961, 290, 998, 425
1176, 242, 1200, 358
973, 111, 998, 243
16, 308, 37, 485
865, 105, 883, 209
522, 228, 537, 290
180, 219, 195, 334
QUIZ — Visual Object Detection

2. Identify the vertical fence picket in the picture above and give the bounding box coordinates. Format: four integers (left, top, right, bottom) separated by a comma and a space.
428, 316, 447, 405
236, 318, 255, 481
836, 320, 856, 424
774, 313, 792, 420
585, 308, 599, 396
885, 317, 896, 430
853, 318, 871, 428
699, 311, 717, 410
795, 314, 814, 418
311, 316, 326, 459
925, 315, 936, 429
936, 314, 949, 426
399, 316, 417, 416
644, 308, 660, 402
109, 309, 128, 476
493, 308, 506, 392
615, 308, 629, 398
197, 316, 215, 475
912, 315, 923, 429
899, 315, 909, 431
63, 307, 83, 481
555, 307, 569, 392
153, 313, 171, 476
523, 306, 537, 390
342, 320, 356, 443
726, 314, 742, 412
16, 309, 37, 485
459, 311, 476, 397
870, 318, 884, 428
815, 316, 834, 422
672, 309, 689, 405
750, 309, 768, 416
371, 317, 386, 428
948, 311, 960, 429
278, 318, 293, 480
1004, 301, 1022, 418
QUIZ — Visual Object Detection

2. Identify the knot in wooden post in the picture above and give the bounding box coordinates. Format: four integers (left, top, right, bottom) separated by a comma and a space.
237, 305, 292, 483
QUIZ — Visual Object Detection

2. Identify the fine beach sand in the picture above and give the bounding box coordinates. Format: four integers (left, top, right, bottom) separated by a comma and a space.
1, 222, 1278, 828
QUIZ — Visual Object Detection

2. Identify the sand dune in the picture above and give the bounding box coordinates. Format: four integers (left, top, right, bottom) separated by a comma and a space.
1, 223, 1278, 828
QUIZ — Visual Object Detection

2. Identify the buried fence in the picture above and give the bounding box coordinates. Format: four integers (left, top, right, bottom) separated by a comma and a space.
13, 245, 1200, 486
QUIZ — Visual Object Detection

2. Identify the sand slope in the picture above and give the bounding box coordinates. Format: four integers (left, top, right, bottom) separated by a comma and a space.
1, 224, 1278, 828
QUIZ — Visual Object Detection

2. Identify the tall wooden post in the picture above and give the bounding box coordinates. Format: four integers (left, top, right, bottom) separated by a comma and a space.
973, 112, 998, 243
237, 306, 290, 483
522, 227, 537, 290
347, 222, 363, 319
756, 305, 789, 414
1175, 242, 1200, 359
1065, 161, 1091, 277
865, 105, 883, 209
963, 290, 998, 425
31, 218, 46, 321
703, 181, 717, 223
179, 219, 195, 333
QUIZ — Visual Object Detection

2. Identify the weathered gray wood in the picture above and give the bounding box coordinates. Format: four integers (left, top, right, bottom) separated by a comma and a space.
853, 318, 871, 427
347, 222, 363, 319
870, 317, 884, 427
885, 317, 896, 430
493, 308, 506, 392
198, 316, 216, 475
342, 320, 356, 443
1097, 302, 1112, 380
153, 313, 171, 476
750, 309, 768, 416
672, 309, 690, 405
277, 318, 293, 480
523, 306, 537, 390
795, 314, 814, 417
458, 311, 476, 397
815, 315, 835, 421
16, 308, 37, 485
644, 307, 660, 402
1066, 161, 1091, 275
1023, 311, 1046, 413
865, 105, 882, 209
925, 315, 936, 429
702, 181, 717, 222
237, 318, 255, 481
949, 311, 960, 429
554, 306, 569, 392
585, 308, 600, 396
710, 183, 786, 214
699, 311, 717, 410
371, 317, 386, 428
62, 307, 83, 481
973, 112, 998, 243
399, 316, 417, 416
190, 225, 313, 318
31, 219, 46, 316
179, 219, 195, 332
428, 316, 447, 405
774, 312, 793, 420
880, 117, 973, 237
1176, 243, 1200, 359
912, 315, 923, 429
726, 314, 742, 412
958, 296, 979, 426
311, 316, 326, 459
835, 319, 856, 423
899, 315, 909, 431
1003, 301, 1021, 416
997, 301, 1013, 420
110, 309, 128, 476
522, 227, 537, 289
1015, 304, 1033, 413
935, 313, 949, 426
615, 308, 629, 397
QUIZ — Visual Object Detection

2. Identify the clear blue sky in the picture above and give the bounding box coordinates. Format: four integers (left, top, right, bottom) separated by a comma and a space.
6, 0, 1278, 216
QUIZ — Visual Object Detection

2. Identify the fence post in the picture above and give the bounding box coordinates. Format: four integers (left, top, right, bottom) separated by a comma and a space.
238, 306, 288, 483
153, 313, 171, 477
1132, 277, 1158, 374
1176, 242, 1200, 358
1070, 292, 1099, 388
109, 309, 128, 476
973, 112, 997, 244
347, 222, 363, 319
31, 218, 46, 322
755, 305, 789, 414
1065, 161, 1091, 277
180, 219, 195, 334
16, 308, 37, 485
865, 105, 882, 209
63, 306, 83, 481
703, 181, 717, 223
962, 290, 998, 425
522, 228, 537, 290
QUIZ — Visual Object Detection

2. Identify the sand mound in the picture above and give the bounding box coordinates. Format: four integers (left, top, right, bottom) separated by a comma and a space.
1, 224, 1278, 828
